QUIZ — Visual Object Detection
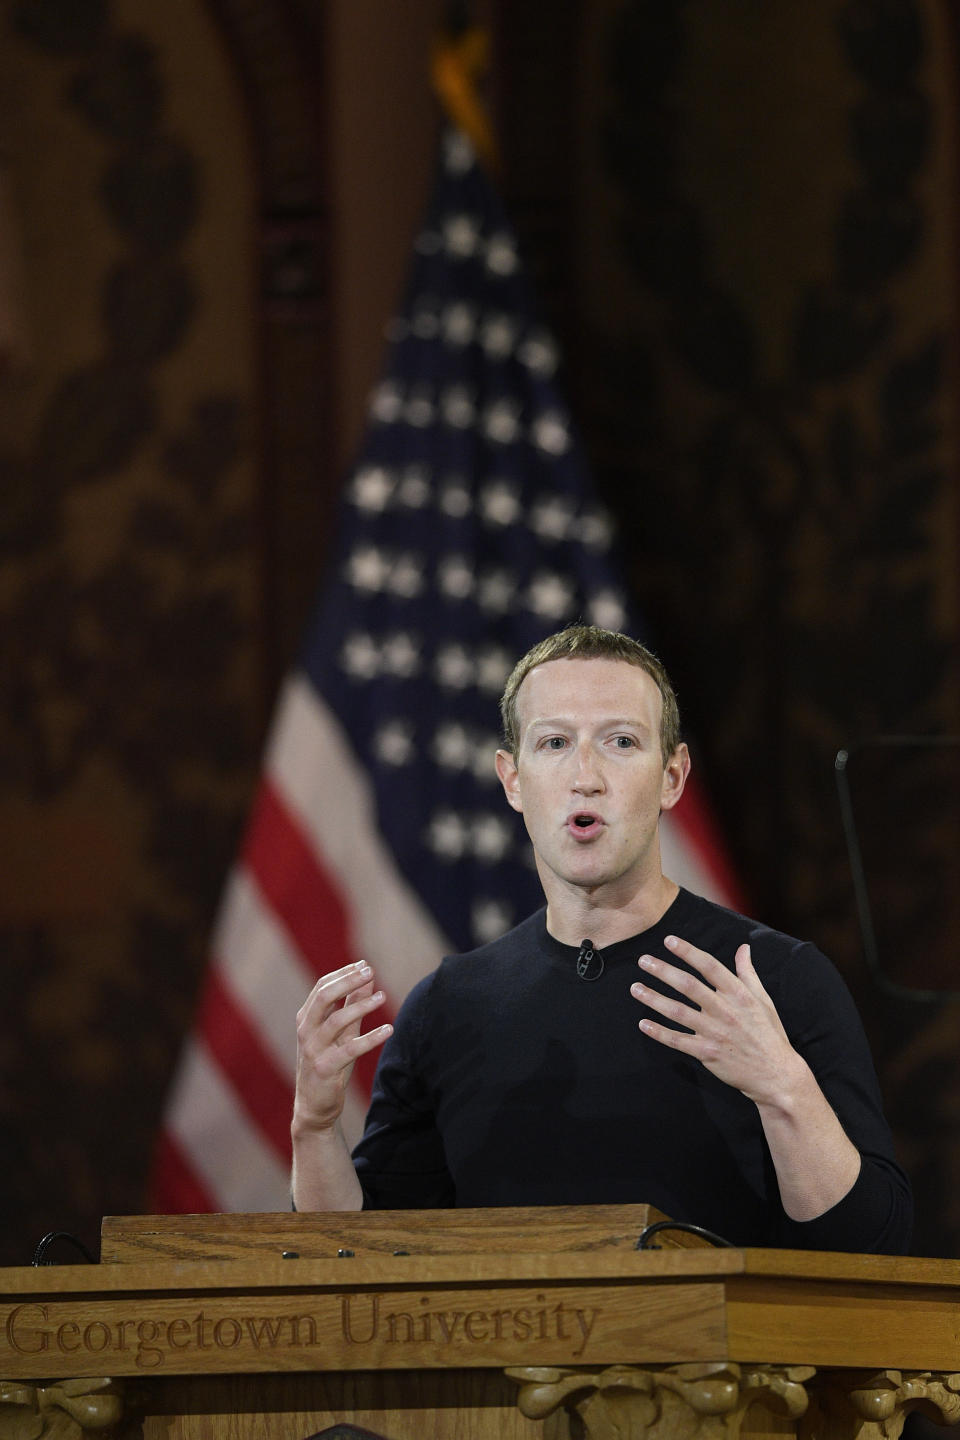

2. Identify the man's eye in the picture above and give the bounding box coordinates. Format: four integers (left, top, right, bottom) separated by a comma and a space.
613, 735, 637, 748
546, 736, 566, 750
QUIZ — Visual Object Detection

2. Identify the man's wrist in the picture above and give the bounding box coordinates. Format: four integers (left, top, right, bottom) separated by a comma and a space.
752, 1050, 814, 1119
291, 1110, 342, 1145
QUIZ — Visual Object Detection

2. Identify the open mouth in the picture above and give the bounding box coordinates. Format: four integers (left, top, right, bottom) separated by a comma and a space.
568, 812, 603, 836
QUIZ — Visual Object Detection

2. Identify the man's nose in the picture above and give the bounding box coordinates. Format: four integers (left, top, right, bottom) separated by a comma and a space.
571, 747, 604, 792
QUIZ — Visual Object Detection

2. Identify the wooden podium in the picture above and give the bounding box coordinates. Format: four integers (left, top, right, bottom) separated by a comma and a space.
2, 1205, 960, 1440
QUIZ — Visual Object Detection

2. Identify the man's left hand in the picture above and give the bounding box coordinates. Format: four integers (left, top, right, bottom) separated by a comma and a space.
631, 935, 802, 1105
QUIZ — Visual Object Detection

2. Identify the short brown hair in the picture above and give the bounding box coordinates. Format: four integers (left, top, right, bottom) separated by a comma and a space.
499, 624, 681, 762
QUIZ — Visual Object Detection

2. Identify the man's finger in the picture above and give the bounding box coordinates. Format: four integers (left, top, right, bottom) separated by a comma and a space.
663, 934, 738, 989
338, 1020, 394, 1061
637, 952, 715, 1002
631, 980, 699, 1030
298, 961, 374, 1022
637, 1015, 700, 1051
325, 987, 388, 1044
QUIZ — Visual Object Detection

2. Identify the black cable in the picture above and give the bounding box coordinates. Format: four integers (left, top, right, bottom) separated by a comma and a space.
835, 737, 960, 1003
635, 1220, 733, 1250
32, 1231, 96, 1266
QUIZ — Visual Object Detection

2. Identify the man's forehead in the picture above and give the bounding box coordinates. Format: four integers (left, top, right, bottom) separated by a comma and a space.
515, 656, 662, 726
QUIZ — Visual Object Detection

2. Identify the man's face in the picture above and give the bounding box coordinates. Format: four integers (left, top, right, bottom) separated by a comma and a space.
495, 657, 689, 902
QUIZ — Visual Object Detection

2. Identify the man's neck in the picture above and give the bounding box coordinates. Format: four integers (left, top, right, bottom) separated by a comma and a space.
544, 873, 680, 949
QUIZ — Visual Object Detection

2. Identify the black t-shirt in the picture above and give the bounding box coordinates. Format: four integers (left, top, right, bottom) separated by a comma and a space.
353, 888, 912, 1252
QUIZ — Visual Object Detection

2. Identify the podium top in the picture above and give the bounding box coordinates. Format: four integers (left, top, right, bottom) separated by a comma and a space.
99, 1203, 704, 1263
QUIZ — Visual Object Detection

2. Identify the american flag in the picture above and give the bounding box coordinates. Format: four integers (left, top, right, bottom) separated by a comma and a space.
151, 127, 742, 1213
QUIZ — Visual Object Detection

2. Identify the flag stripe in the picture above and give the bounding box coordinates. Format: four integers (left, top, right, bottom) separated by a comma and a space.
166, 1040, 292, 1211
149, 1129, 217, 1215
668, 771, 747, 910
267, 677, 451, 1004
195, 966, 295, 1165
242, 779, 355, 976
212, 869, 315, 1080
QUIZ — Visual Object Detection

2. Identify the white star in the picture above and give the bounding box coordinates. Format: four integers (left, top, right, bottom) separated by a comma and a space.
480, 314, 516, 360
476, 645, 512, 695
530, 495, 575, 542
340, 632, 380, 680
479, 480, 522, 527
472, 897, 513, 943
428, 809, 468, 860
531, 408, 571, 456
586, 590, 628, 631
398, 466, 431, 508
434, 643, 474, 689
350, 465, 395, 512
444, 214, 480, 258
442, 301, 478, 346
369, 380, 404, 423
483, 399, 522, 445
381, 631, 422, 677
518, 328, 558, 377
444, 129, 475, 174
440, 479, 472, 518
433, 722, 473, 770
373, 719, 415, 767
580, 507, 614, 552
477, 568, 517, 613
438, 554, 474, 600
471, 814, 514, 863
441, 385, 477, 429
346, 545, 392, 593
527, 570, 576, 620
405, 386, 435, 428
388, 553, 424, 598
486, 231, 518, 276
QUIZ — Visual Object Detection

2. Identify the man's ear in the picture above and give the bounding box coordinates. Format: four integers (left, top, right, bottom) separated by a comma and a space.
660, 742, 691, 813
495, 748, 523, 812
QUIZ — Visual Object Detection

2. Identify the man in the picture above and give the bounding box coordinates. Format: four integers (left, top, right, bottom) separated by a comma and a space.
291, 626, 912, 1251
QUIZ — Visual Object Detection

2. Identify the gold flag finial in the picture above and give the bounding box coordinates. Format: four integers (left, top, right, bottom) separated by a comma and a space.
430, 25, 499, 173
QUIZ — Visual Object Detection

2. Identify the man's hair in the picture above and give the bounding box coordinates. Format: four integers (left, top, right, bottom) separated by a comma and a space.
499, 624, 681, 763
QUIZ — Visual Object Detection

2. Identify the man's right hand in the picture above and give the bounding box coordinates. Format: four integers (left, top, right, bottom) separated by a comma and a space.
292, 960, 393, 1136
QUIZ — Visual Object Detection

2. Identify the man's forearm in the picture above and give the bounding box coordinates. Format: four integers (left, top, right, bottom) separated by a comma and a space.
290, 1120, 364, 1212
756, 1054, 862, 1221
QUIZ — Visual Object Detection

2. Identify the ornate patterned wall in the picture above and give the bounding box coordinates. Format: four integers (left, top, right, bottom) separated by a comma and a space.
1, 0, 959, 1263
0, 0, 287, 1264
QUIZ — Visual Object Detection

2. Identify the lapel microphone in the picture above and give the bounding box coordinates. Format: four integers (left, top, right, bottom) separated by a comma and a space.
576, 938, 604, 982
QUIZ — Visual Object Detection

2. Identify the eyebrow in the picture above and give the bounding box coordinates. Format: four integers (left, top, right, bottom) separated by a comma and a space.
525, 716, 653, 733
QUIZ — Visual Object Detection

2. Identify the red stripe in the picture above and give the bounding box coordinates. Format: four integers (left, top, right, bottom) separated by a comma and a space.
242, 779, 396, 1103
673, 771, 747, 909
243, 780, 356, 975
195, 966, 295, 1166
147, 1129, 217, 1214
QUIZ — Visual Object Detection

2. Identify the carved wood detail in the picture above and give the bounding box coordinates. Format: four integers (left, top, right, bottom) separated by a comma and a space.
803, 1370, 960, 1440
0, 1377, 137, 1440
505, 1361, 815, 1440
506, 1365, 960, 1440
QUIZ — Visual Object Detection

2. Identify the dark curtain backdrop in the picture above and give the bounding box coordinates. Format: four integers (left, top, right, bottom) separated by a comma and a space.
1, 0, 958, 1266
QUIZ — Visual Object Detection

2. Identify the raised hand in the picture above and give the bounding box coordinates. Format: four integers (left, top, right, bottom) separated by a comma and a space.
293, 960, 393, 1136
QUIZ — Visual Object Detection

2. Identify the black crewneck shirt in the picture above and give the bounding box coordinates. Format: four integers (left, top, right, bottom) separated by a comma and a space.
353, 888, 912, 1252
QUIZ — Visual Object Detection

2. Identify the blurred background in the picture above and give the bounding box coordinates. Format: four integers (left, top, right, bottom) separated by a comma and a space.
1, 0, 958, 1265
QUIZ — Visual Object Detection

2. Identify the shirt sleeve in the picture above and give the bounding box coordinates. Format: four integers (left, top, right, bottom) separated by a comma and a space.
352, 972, 455, 1209
766, 940, 913, 1254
